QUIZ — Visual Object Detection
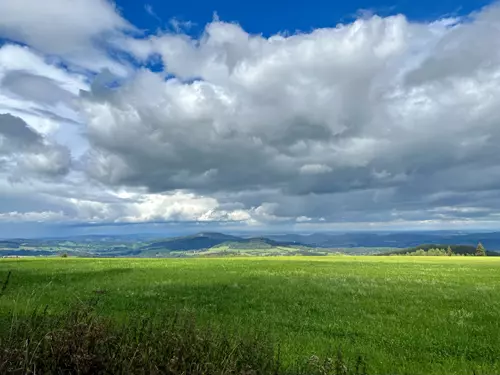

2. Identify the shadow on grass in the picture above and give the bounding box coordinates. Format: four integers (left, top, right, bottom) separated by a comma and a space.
0, 297, 369, 375
0, 270, 367, 375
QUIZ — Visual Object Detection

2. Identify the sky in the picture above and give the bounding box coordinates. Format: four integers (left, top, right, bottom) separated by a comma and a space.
0, 0, 500, 238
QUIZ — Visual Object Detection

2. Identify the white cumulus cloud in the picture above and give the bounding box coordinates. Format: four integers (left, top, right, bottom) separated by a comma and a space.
1, 1, 500, 233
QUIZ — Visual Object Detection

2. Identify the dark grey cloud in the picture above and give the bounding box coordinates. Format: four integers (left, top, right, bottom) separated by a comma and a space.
0, 113, 72, 176
1, 70, 76, 105
0, 113, 41, 145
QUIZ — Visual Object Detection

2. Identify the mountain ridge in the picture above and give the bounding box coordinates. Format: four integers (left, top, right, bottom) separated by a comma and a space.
2, 231, 500, 257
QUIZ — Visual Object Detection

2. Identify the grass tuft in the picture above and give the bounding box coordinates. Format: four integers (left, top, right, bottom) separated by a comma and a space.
0, 271, 11, 296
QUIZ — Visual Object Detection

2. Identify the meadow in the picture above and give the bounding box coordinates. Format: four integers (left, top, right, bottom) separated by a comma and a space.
1, 256, 500, 374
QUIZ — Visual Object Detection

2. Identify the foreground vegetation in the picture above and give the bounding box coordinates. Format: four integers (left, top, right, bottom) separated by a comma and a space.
0, 297, 367, 375
2, 256, 500, 374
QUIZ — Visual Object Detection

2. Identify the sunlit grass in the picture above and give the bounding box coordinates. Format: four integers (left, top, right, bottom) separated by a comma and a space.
1, 256, 500, 374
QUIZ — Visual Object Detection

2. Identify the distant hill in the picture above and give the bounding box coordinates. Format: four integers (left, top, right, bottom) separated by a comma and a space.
380, 244, 500, 256
1, 250, 54, 257
267, 232, 500, 251
143, 233, 299, 252
211, 237, 297, 250
144, 233, 242, 251
0, 241, 20, 249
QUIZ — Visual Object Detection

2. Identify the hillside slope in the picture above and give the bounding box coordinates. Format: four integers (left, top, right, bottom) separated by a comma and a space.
143, 233, 299, 252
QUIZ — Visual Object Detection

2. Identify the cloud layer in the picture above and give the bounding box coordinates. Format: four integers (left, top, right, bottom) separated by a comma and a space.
1, 1, 500, 235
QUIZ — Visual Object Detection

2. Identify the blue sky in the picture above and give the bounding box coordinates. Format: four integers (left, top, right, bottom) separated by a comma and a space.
1, 0, 500, 238
119, 0, 492, 36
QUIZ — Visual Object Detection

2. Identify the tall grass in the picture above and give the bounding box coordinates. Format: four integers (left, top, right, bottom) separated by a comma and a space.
0, 270, 10, 296
0, 292, 367, 374
0, 299, 273, 374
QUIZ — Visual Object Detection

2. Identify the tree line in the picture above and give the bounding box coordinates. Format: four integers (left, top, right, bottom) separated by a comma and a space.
398, 243, 487, 256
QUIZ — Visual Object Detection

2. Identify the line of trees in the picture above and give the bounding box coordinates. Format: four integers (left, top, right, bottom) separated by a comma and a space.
400, 243, 487, 256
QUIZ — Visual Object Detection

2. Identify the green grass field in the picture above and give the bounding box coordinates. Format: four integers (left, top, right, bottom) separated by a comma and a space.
1, 256, 500, 374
